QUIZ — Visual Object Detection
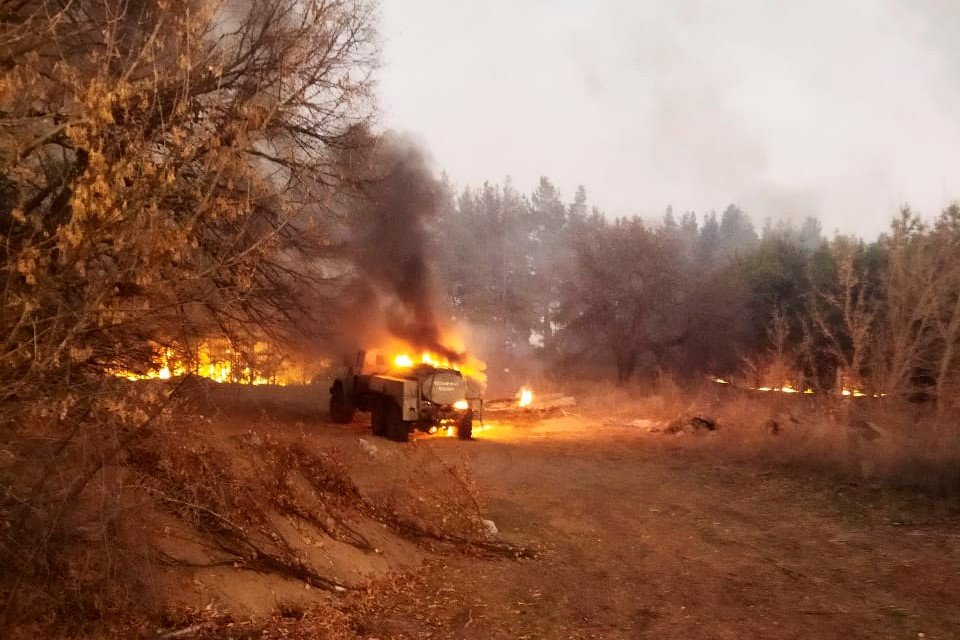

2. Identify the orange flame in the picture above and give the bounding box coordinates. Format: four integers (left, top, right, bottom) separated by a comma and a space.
110, 341, 300, 385
372, 331, 486, 384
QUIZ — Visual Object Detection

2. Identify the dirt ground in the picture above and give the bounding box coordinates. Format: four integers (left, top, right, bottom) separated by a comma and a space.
338, 414, 960, 640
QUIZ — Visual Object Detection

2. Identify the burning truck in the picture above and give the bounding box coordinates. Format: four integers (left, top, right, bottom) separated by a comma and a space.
329, 350, 478, 442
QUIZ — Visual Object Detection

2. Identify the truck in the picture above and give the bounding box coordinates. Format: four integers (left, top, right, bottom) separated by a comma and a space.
328, 351, 475, 442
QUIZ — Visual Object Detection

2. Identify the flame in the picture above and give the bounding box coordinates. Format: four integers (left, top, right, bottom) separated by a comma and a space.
712, 377, 811, 395
712, 375, 881, 398
387, 349, 485, 380
418, 418, 486, 439
842, 388, 867, 398
518, 387, 533, 407
371, 334, 487, 384
110, 340, 301, 385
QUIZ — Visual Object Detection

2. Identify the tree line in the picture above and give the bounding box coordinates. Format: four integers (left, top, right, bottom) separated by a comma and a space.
431, 178, 960, 412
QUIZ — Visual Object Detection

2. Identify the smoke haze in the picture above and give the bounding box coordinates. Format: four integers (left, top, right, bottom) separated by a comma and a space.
378, 0, 960, 237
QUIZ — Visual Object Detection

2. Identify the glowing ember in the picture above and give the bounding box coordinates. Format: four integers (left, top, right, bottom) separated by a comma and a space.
781, 385, 798, 394
518, 387, 534, 407
713, 377, 729, 384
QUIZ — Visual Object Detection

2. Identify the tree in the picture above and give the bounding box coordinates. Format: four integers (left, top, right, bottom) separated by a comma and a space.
806, 237, 879, 391
797, 216, 824, 251
930, 205, 960, 413
698, 211, 721, 260
559, 218, 691, 382
718, 204, 758, 257
0, 0, 377, 625
569, 185, 589, 223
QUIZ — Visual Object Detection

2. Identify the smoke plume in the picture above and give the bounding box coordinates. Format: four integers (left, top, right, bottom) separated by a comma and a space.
340, 131, 460, 360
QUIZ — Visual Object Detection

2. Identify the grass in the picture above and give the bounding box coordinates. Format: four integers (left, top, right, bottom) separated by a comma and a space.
566, 377, 960, 499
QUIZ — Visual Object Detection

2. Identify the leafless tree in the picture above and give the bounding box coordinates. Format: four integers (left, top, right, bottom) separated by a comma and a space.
806, 236, 878, 391
872, 211, 944, 397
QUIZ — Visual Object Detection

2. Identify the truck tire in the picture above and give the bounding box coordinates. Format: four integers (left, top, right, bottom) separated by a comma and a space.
370, 398, 388, 437
385, 401, 409, 443
457, 409, 474, 440
329, 379, 354, 424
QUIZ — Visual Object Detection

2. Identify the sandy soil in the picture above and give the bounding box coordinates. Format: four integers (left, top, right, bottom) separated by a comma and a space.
348, 415, 960, 640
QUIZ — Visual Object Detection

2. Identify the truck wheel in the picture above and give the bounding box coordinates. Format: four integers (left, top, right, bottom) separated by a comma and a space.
329, 380, 354, 424
457, 409, 474, 440
371, 398, 388, 437
385, 401, 409, 443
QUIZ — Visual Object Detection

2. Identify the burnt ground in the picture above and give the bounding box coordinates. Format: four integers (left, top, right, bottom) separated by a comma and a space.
351, 416, 960, 640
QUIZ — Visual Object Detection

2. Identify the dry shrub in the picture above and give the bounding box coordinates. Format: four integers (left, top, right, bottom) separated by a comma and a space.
693, 392, 960, 495
0, 382, 179, 637
569, 373, 694, 422
127, 423, 375, 592
367, 442, 487, 542
573, 379, 960, 497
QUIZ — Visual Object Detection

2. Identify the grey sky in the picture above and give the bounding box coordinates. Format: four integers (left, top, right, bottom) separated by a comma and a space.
377, 0, 960, 237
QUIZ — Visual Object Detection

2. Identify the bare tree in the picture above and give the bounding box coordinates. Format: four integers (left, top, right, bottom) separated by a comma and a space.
872, 211, 944, 397
741, 305, 802, 388
928, 206, 960, 414
806, 236, 878, 392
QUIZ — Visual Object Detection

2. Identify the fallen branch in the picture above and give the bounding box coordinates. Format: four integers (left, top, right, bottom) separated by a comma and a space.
369, 509, 538, 559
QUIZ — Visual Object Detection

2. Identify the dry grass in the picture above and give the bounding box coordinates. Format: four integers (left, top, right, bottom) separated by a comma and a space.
569, 378, 960, 497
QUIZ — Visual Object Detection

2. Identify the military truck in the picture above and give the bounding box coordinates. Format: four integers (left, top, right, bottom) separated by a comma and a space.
329, 351, 475, 442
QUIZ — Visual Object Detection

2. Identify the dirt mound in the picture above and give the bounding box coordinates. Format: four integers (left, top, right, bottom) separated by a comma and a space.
2, 392, 534, 639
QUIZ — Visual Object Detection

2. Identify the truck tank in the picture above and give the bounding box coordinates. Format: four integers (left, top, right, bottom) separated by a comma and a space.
419, 368, 467, 406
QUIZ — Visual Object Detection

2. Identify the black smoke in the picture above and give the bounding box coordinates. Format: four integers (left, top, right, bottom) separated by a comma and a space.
338, 130, 460, 361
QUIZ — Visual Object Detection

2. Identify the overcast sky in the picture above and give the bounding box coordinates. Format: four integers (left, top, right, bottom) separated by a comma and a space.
377, 0, 960, 237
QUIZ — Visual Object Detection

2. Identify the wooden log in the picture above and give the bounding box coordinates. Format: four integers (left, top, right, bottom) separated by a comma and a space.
483, 395, 577, 413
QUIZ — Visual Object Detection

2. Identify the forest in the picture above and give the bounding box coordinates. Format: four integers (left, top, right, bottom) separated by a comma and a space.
432, 176, 960, 413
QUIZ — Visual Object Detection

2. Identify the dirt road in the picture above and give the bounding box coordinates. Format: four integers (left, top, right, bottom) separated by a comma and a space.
366, 416, 960, 639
